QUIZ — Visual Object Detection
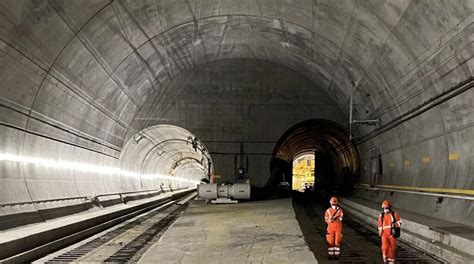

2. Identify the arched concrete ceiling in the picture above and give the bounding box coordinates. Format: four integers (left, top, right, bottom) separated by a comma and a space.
273, 119, 358, 175
1, 0, 472, 156
120, 124, 211, 188
131, 58, 347, 140
0, 0, 473, 227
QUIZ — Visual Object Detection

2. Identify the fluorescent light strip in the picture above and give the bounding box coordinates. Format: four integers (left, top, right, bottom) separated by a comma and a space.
0, 153, 200, 185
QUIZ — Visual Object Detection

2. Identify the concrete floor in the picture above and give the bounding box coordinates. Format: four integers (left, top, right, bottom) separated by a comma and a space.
138, 198, 317, 264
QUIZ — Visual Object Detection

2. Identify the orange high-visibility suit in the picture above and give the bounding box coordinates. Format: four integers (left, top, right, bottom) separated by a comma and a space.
325, 206, 343, 257
378, 210, 401, 263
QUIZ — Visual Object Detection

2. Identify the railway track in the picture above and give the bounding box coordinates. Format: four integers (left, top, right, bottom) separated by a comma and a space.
294, 198, 442, 264
35, 193, 196, 263
35, 192, 441, 263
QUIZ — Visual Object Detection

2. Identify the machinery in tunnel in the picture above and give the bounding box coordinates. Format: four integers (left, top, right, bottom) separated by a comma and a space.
197, 183, 251, 204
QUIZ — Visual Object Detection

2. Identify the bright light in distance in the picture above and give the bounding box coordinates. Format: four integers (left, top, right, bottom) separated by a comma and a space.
0, 153, 200, 185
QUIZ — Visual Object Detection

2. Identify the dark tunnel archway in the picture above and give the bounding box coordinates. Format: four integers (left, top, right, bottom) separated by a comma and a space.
255, 119, 359, 199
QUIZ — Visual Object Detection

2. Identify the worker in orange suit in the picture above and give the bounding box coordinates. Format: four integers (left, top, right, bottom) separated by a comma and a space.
378, 200, 402, 264
324, 196, 343, 260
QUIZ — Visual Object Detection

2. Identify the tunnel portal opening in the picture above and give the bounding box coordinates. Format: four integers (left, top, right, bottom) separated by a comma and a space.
292, 153, 315, 192
270, 119, 359, 197
120, 124, 213, 190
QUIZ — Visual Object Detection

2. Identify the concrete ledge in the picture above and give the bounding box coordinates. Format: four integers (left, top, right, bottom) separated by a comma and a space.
340, 197, 474, 264
0, 188, 194, 262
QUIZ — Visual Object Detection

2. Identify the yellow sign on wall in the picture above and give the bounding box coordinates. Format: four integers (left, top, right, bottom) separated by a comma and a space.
448, 152, 459, 160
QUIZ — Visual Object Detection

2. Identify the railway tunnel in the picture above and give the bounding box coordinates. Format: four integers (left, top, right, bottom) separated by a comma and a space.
0, 1, 473, 263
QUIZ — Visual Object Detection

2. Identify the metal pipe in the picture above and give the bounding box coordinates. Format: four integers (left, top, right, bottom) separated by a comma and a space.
349, 82, 354, 140
356, 76, 474, 144
0, 187, 182, 207
93, 188, 165, 199
0, 196, 89, 207
0, 121, 119, 159
352, 119, 379, 124
354, 185, 474, 201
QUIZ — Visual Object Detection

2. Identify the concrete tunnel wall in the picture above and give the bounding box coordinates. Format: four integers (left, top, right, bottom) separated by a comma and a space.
131, 59, 346, 187
0, 123, 206, 225
0, 0, 473, 227
119, 124, 210, 190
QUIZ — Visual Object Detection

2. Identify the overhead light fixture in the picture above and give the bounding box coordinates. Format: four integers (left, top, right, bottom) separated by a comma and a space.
134, 134, 143, 144
173, 161, 180, 169
187, 136, 200, 151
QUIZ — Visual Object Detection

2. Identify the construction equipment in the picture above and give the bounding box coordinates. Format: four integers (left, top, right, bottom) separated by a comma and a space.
197, 183, 251, 204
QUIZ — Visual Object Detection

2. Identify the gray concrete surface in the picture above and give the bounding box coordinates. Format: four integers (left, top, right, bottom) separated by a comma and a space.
134, 59, 346, 186
0, 189, 192, 262
138, 198, 317, 264
0, 0, 473, 235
